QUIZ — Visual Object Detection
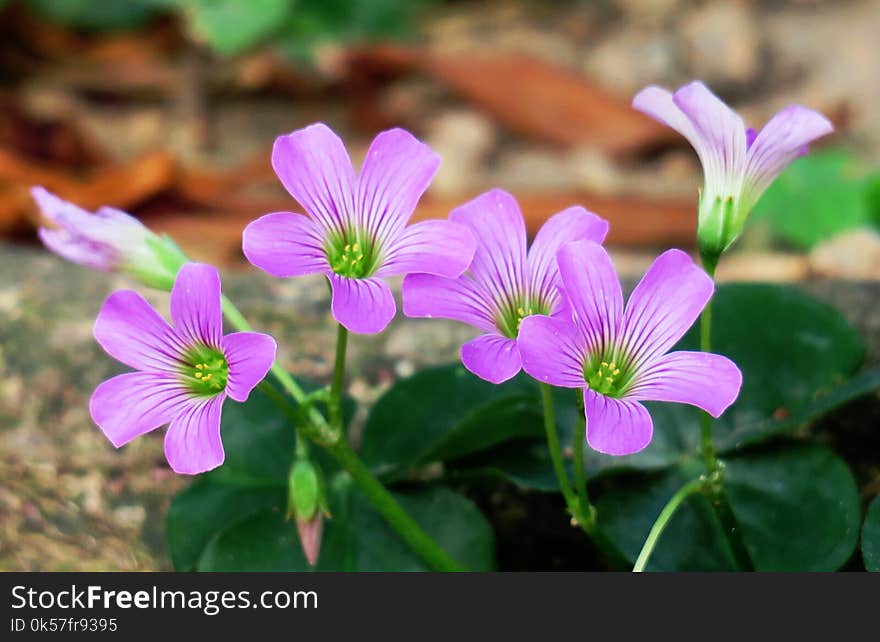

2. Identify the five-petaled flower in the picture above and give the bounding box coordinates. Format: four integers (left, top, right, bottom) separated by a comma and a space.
518, 240, 742, 456
90, 263, 277, 474
632, 81, 833, 259
403, 189, 609, 384
242, 123, 476, 334
32, 187, 186, 290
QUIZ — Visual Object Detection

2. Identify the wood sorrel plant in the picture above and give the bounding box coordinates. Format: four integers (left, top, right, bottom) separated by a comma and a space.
32, 87, 880, 571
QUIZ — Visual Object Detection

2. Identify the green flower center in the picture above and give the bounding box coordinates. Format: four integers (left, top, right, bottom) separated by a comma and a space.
583, 353, 636, 398
496, 293, 552, 339
326, 229, 381, 279
179, 344, 228, 396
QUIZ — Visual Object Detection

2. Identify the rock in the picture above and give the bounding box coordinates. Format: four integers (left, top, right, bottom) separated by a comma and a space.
715, 252, 810, 283
424, 110, 496, 196
809, 228, 880, 280
681, 2, 760, 86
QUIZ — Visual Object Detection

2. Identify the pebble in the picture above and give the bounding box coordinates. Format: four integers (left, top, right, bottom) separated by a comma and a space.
809, 228, 880, 280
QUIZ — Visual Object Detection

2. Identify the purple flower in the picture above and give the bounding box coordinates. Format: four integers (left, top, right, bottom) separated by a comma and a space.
90, 263, 276, 474
402, 189, 609, 384
242, 123, 476, 334
632, 81, 833, 256
32, 187, 185, 290
518, 241, 741, 456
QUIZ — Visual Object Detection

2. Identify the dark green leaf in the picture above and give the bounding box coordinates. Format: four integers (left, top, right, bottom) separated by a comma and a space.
863, 495, 880, 572
196, 477, 495, 571
25, 0, 160, 30
360, 364, 542, 478
599, 444, 861, 571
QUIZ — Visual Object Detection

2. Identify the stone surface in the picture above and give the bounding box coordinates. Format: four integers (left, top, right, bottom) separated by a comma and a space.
809, 228, 880, 280
1, 242, 879, 570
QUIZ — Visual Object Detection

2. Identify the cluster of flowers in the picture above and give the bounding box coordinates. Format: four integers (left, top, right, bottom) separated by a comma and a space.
33, 81, 832, 474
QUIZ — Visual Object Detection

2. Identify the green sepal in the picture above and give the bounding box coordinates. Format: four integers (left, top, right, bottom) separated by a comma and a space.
127, 235, 190, 291
697, 192, 738, 259
287, 459, 322, 522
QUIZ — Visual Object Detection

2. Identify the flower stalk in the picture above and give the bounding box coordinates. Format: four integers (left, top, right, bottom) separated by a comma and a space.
633, 477, 707, 572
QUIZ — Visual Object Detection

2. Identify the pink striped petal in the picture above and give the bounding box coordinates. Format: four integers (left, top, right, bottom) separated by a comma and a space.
356, 128, 439, 241
628, 351, 742, 418
170, 263, 224, 349
401, 273, 497, 333
584, 388, 653, 456
461, 334, 522, 384
90, 372, 190, 447
223, 332, 277, 403
450, 189, 527, 308
163, 395, 226, 475
620, 249, 713, 365
329, 274, 396, 334
94, 290, 183, 372
272, 123, 355, 234
242, 212, 329, 278
555, 241, 623, 354
742, 105, 834, 211
377, 219, 475, 278
527, 206, 609, 300
517, 315, 587, 388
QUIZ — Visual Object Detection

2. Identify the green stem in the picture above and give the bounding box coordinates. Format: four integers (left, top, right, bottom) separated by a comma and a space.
698, 299, 720, 475
697, 259, 755, 571
539, 383, 578, 511
633, 478, 705, 572
328, 324, 348, 432
224, 296, 463, 570
327, 438, 466, 571
571, 412, 591, 520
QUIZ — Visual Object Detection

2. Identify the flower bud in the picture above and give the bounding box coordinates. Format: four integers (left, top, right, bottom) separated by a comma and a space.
32, 187, 187, 290
287, 459, 326, 567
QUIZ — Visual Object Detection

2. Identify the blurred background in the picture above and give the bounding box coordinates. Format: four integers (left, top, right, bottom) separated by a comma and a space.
1, 0, 879, 571
1, 0, 878, 279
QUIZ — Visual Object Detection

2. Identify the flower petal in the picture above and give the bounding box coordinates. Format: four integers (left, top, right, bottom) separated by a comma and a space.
628, 351, 742, 417
170, 263, 224, 349
672, 81, 748, 197
223, 332, 277, 403
272, 123, 355, 234
401, 273, 496, 333
377, 219, 475, 278
584, 388, 653, 456
356, 128, 440, 241
518, 315, 587, 388
460, 334, 522, 384
742, 104, 834, 211
163, 395, 226, 475
450, 189, 527, 310
620, 249, 713, 365
242, 212, 329, 278
527, 206, 609, 300
329, 274, 396, 334
89, 372, 190, 448
39, 226, 115, 271
94, 290, 183, 371
635, 83, 748, 198
555, 240, 623, 354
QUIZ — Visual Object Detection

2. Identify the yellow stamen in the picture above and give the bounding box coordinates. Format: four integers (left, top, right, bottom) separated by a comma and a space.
195, 372, 203, 378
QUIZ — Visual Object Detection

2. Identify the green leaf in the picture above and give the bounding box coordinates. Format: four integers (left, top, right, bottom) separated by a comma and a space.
360, 364, 543, 478
195, 477, 494, 571
176, 0, 293, 55
451, 284, 866, 489
168, 387, 494, 571
25, 0, 161, 30
599, 444, 861, 571
751, 151, 874, 248
168, 481, 285, 571
863, 495, 880, 572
